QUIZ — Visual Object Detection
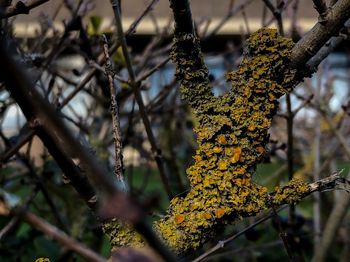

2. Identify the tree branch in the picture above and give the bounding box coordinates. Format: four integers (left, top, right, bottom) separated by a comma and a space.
21, 211, 106, 262
147, 0, 350, 255
312, 0, 328, 21
0, 0, 50, 19
311, 176, 350, 262
102, 34, 126, 191
306, 34, 347, 72
110, 0, 174, 199
169, 0, 195, 35
168, 0, 212, 109
290, 0, 350, 69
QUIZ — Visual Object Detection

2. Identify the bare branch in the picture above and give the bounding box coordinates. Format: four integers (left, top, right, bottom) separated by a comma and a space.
204, 0, 255, 38
308, 172, 349, 193
306, 32, 348, 72
0, 0, 50, 19
261, 0, 284, 35
102, 35, 126, 191
192, 206, 288, 262
290, 0, 350, 69
312, 175, 350, 262
110, 0, 174, 199
0, 217, 19, 240
312, 0, 328, 21
21, 211, 106, 262
0, 129, 35, 164
0, 35, 171, 260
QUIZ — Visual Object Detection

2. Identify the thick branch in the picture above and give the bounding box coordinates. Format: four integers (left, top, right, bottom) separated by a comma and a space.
168, 0, 212, 109
169, 0, 195, 35
0, 0, 50, 19
290, 0, 350, 69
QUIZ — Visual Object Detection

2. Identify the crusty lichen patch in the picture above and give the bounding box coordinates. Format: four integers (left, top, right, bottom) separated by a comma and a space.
153, 28, 309, 254
105, 28, 310, 254
102, 219, 145, 249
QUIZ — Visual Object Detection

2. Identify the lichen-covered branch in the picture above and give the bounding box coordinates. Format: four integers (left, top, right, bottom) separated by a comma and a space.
171, 33, 213, 111
169, 0, 213, 110
154, 29, 308, 254
105, 28, 329, 254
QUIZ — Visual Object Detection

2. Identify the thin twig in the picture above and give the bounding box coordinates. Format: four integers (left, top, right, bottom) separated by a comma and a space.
0, 217, 19, 240
61, 0, 160, 108
312, 174, 350, 262
0, 129, 35, 164
290, 0, 299, 34
261, 0, 284, 36
102, 35, 126, 191
193, 206, 288, 262
20, 211, 106, 262
136, 57, 171, 83
1, 0, 159, 168
204, 0, 255, 39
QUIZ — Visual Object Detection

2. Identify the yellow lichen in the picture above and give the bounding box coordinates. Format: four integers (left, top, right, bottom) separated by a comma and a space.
215, 208, 225, 218
153, 28, 309, 254
102, 219, 145, 250
106, 28, 311, 255
35, 259, 50, 262
271, 178, 310, 205
203, 212, 212, 220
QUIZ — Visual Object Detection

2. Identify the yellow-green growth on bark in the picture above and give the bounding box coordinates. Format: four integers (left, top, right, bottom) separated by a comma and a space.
103, 219, 145, 249
104, 29, 310, 254
154, 28, 308, 253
